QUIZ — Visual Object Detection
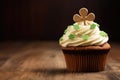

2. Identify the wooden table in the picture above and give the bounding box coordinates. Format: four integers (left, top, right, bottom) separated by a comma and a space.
0, 41, 120, 80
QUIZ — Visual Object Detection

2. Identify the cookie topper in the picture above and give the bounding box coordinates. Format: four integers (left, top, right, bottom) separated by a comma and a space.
73, 8, 95, 25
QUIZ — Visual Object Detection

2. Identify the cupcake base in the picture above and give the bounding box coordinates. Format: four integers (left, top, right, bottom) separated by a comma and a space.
62, 43, 111, 72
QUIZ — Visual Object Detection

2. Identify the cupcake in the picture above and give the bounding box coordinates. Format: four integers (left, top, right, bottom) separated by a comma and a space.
59, 8, 111, 72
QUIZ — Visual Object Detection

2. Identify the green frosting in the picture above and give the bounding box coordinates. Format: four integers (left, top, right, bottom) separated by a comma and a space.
99, 31, 108, 37
73, 24, 80, 30
64, 29, 67, 34
82, 34, 89, 41
90, 23, 96, 29
69, 34, 75, 39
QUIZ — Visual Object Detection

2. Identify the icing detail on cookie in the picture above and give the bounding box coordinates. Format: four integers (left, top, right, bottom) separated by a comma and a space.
73, 8, 95, 25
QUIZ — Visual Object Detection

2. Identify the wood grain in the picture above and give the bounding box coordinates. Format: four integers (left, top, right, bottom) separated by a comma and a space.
0, 41, 120, 80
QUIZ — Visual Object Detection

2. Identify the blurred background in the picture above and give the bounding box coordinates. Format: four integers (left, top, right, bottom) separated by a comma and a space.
1, 0, 120, 42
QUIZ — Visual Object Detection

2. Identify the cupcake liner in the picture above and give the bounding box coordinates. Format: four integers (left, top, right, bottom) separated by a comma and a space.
62, 49, 110, 72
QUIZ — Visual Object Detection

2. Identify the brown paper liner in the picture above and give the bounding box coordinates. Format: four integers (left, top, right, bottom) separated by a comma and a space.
62, 49, 110, 72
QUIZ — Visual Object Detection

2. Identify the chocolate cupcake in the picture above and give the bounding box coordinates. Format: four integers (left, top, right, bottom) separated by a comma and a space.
59, 8, 111, 72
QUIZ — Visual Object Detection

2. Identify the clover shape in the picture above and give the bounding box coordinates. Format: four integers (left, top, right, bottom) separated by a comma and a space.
73, 8, 95, 25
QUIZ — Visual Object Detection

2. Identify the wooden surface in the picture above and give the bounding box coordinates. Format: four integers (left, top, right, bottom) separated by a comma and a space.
0, 41, 120, 80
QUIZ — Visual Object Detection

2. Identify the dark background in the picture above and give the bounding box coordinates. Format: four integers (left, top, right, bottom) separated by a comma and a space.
1, 0, 120, 42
